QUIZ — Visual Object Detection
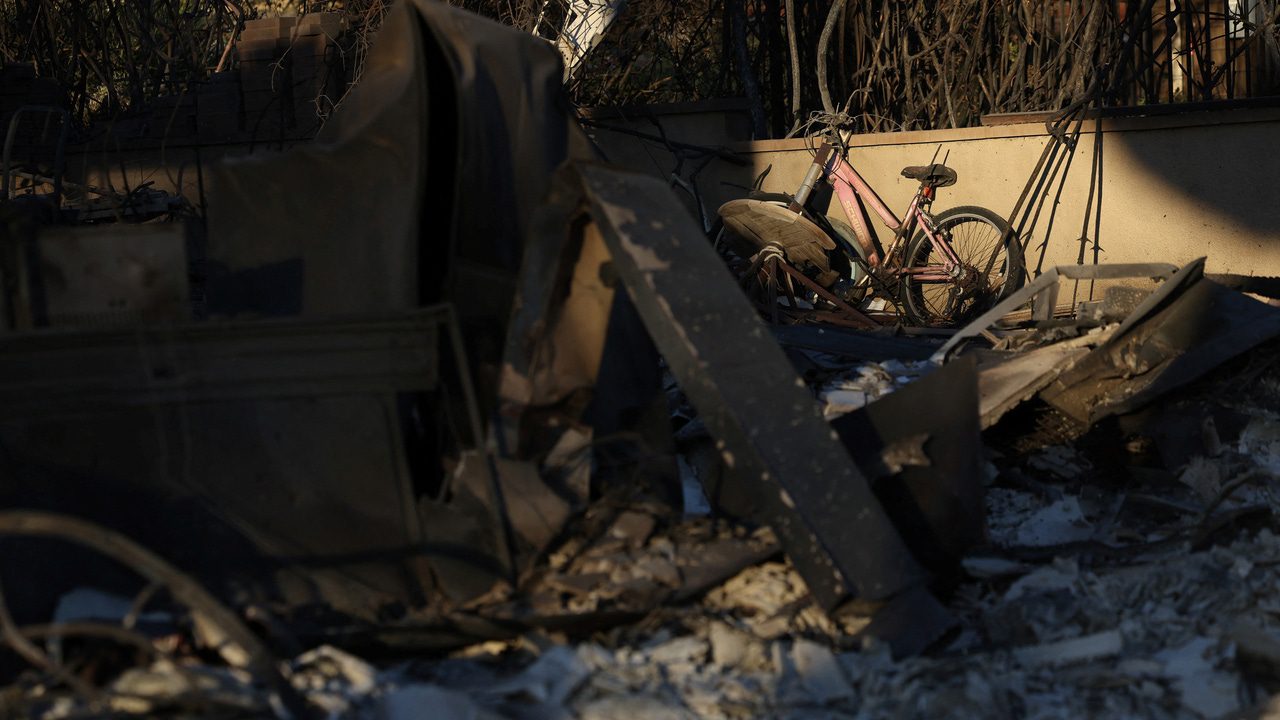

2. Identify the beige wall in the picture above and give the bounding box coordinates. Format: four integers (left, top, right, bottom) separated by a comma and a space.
587, 106, 1280, 277
57, 101, 1280, 280
60, 139, 305, 211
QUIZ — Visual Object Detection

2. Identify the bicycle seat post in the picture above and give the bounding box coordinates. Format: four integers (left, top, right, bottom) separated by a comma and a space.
789, 142, 833, 214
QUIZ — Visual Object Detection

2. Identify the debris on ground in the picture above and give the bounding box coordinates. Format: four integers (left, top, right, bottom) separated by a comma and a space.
8, 2, 1280, 719
11, 256, 1280, 719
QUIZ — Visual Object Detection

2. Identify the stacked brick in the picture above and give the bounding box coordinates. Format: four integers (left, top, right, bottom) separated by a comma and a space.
237, 16, 296, 139
290, 13, 349, 137
236, 13, 349, 141
96, 13, 352, 145
0, 64, 66, 115
1, 14, 347, 150
147, 93, 197, 139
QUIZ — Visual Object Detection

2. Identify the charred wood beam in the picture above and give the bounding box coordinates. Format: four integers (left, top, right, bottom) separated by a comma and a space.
573, 161, 936, 618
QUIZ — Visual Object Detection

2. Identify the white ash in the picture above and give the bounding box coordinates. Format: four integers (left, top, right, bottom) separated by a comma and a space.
817, 359, 936, 420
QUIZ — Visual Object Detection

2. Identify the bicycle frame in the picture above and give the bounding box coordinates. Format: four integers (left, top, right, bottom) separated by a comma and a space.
800, 142, 964, 285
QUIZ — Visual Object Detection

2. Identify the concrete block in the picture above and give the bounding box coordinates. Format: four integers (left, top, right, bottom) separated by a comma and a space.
239, 27, 282, 44
288, 34, 332, 57
0, 64, 36, 80
197, 91, 239, 116
241, 87, 286, 114
243, 16, 296, 35
293, 12, 347, 38
235, 39, 284, 62
242, 89, 292, 138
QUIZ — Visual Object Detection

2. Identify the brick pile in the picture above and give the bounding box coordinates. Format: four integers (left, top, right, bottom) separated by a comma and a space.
0, 14, 348, 150
237, 13, 349, 141
237, 16, 297, 139
289, 13, 349, 137
147, 93, 197, 140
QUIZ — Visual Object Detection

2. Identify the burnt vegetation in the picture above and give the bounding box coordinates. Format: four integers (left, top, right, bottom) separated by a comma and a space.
3, 1, 1280, 134
553, 0, 1280, 135
0, 0, 390, 126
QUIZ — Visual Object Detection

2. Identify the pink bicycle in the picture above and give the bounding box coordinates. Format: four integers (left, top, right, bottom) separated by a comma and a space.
716, 130, 1025, 327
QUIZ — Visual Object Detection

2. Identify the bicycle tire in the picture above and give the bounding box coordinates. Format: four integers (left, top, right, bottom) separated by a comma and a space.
825, 216, 872, 303
900, 205, 1024, 327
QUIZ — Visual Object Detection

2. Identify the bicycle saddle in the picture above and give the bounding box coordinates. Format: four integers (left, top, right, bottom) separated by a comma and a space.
901, 164, 958, 188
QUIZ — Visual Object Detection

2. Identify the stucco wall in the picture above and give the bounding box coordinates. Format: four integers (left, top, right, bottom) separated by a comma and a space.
61, 139, 306, 213
587, 105, 1280, 278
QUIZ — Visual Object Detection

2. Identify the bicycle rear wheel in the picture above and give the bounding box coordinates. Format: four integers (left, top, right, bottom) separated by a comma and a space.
901, 205, 1024, 326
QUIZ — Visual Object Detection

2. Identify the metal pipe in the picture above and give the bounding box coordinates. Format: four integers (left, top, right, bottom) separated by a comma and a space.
790, 143, 832, 212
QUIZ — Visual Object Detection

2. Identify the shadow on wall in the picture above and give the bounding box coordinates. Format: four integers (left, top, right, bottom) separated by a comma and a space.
588, 106, 1280, 277
1104, 120, 1280, 266
1010, 116, 1280, 274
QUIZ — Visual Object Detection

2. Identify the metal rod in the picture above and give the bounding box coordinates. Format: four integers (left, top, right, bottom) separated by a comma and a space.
775, 260, 879, 328
791, 143, 833, 212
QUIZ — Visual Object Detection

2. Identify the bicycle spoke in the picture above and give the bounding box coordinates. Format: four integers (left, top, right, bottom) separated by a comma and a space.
903, 208, 1021, 326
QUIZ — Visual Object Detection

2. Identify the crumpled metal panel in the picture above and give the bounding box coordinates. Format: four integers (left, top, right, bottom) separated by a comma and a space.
1042, 259, 1280, 424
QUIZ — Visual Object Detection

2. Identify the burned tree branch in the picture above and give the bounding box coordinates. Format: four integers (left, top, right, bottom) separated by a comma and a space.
0, 511, 308, 720
816, 0, 846, 114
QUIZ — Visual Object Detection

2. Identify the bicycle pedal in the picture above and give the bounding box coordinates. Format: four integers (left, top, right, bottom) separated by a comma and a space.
862, 298, 889, 312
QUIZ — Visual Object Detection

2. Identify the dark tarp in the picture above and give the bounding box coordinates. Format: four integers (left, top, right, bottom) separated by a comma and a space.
205, 0, 591, 331
197, 0, 596, 613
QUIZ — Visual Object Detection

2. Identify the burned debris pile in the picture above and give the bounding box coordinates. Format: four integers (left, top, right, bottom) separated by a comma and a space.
4, 2, 1280, 720
9, 233, 1280, 718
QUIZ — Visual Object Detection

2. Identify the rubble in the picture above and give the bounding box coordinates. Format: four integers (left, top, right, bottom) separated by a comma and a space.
10, 1, 1280, 719
12, 225, 1280, 714
571, 161, 955, 656
13, 337, 1280, 719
